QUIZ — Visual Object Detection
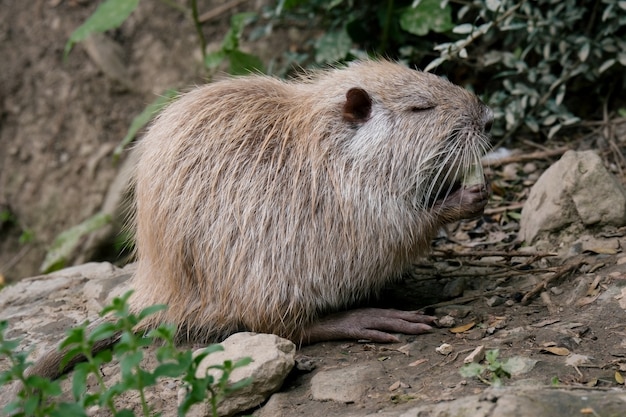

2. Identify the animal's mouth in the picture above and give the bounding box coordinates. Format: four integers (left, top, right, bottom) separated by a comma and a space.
427, 162, 485, 207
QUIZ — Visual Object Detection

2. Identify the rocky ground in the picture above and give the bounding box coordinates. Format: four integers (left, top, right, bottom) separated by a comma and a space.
1, 1, 626, 416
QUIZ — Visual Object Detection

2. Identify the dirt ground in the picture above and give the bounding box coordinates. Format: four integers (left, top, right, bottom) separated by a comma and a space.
1, 1, 626, 416
0, 0, 303, 281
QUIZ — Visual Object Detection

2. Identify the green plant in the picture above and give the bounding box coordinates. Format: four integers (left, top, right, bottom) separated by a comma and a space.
426, 0, 626, 140
0, 208, 35, 246
460, 349, 512, 387
271, 0, 626, 140
204, 12, 265, 75
0, 291, 251, 417
40, 212, 112, 274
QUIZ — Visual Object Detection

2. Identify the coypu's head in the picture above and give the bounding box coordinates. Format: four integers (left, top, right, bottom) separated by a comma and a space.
317, 60, 492, 211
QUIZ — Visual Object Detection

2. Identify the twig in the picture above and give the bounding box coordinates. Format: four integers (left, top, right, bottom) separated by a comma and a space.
521, 258, 585, 305
484, 147, 569, 167
0, 244, 33, 275
190, 0, 207, 60
431, 249, 557, 258
198, 0, 249, 23
424, 289, 508, 309
484, 202, 525, 215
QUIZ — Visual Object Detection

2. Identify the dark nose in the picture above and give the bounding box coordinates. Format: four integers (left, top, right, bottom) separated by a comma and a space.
483, 107, 494, 133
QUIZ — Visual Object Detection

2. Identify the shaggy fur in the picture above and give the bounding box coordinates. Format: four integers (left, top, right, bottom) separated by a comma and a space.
131, 60, 491, 343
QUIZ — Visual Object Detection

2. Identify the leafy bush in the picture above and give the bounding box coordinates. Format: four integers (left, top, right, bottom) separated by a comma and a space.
271, 0, 626, 140
0, 292, 251, 417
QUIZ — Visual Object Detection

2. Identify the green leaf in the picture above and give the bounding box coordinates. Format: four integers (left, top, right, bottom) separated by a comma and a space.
40, 212, 112, 273
72, 366, 89, 400
485, 349, 500, 364
222, 12, 257, 51
204, 50, 227, 70
88, 322, 118, 343
153, 362, 187, 378
314, 27, 352, 64
18, 229, 34, 244
227, 376, 253, 392
51, 402, 89, 417
65, 0, 140, 57
228, 50, 265, 75
59, 326, 87, 350
137, 304, 168, 321
120, 351, 144, 372
459, 362, 484, 378
113, 89, 178, 160
232, 356, 253, 368
399, 0, 453, 36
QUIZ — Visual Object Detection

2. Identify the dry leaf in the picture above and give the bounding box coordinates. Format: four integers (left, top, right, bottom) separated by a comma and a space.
408, 358, 428, 367
396, 344, 411, 356
618, 287, 626, 310
585, 247, 618, 255
580, 407, 597, 414
566, 354, 592, 367
586, 275, 602, 295
616, 371, 624, 385
541, 347, 570, 356
576, 294, 600, 307
532, 318, 561, 328
388, 380, 409, 391
450, 322, 476, 333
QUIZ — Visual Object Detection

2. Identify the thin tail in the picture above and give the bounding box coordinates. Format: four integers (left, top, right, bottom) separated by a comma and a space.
25, 323, 122, 380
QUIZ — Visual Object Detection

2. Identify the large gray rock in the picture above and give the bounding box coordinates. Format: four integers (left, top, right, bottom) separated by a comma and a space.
310, 364, 377, 403
520, 150, 626, 243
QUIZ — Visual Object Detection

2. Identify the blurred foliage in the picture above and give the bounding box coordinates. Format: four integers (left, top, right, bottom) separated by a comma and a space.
66, 0, 626, 140
267, 0, 626, 140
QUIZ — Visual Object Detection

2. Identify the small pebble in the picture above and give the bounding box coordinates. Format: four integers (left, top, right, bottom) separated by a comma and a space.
436, 343, 454, 355
486, 295, 506, 307
437, 315, 456, 328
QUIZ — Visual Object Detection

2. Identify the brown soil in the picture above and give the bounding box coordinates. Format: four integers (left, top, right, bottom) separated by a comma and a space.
0, 0, 302, 281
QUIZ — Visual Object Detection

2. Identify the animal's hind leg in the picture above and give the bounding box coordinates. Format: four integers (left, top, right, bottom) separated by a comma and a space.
300, 308, 436, 344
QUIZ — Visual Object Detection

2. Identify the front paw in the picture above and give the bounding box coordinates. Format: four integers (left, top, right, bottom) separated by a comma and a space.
434, 180, 490, 221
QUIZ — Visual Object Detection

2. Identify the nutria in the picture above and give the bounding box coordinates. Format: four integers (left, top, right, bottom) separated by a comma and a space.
25, 59, 492, 380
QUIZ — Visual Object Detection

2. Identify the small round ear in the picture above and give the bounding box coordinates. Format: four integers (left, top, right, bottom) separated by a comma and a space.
342, 87, 372, 123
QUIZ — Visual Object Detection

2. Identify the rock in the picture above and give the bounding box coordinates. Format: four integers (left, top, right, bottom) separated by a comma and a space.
486, 295, 506, 307
181, 332, 295, 417
463, 345, 485, 364
310, 364, 376, 403
252, 392, 293, 417
520, 150, 626, 243
442, 277, 466, 299
402, 387, 626, 417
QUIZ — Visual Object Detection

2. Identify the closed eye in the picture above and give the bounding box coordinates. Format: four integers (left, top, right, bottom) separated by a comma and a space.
409, 105, 435, 112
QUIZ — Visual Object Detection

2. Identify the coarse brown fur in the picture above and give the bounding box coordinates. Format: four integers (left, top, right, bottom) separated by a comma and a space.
25, 59, 492, 382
